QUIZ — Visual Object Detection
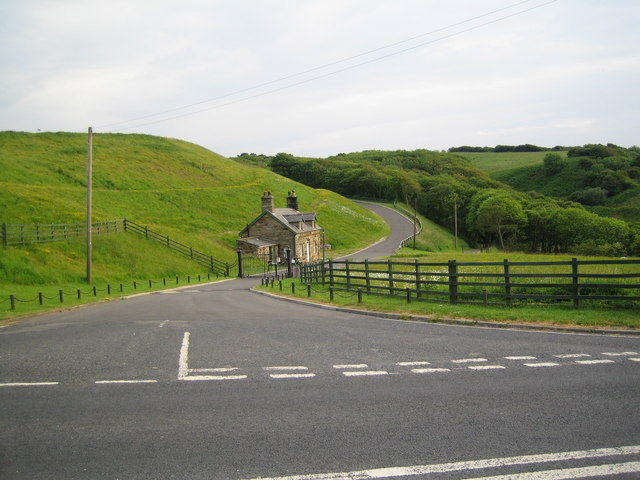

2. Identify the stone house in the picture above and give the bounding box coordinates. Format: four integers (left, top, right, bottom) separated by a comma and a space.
237, 191, 323, 264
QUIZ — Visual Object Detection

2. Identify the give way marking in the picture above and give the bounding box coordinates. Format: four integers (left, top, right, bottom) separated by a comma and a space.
234, 445, 640, 480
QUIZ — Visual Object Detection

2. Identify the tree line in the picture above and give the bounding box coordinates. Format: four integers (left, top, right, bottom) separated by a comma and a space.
233, 147, 640, 256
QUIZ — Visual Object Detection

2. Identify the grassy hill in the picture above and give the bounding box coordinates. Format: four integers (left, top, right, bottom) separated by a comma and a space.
459, 151, 556, 176
0, 131, 389, 289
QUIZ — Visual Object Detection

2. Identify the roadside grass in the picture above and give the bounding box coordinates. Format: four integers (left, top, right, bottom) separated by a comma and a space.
257, 281, 640, 330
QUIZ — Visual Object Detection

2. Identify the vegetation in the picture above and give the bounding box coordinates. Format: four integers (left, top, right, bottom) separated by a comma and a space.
0, 131, 388, 318
235, 147, 640, 257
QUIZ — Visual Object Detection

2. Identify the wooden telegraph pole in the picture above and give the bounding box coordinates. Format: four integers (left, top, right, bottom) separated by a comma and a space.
86, 127, 93, 284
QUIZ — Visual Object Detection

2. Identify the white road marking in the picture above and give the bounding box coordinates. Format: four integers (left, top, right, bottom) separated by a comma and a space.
396, 361, 431, 366
263, 366, 309, 371
342, 371, 388, 377
524, 362, 559, 368
459, 461, 640, 480
602, 351, 638, 356
269, 373, 316, 379
576, 359, 616, 365
412, 368, 450, 374
178, 331, 190, 380
629, 358, 640, 362
452, 358, 488, 364
554, 354, 591, 359
504, 356, 537, 360
0, 382, 59, 387
95, 380, 158, 384
233, 445, 640, 480
333, 364, 368, 369
468, 365, 505, 370
181, 375, 248, 381
158, 320, 170, 328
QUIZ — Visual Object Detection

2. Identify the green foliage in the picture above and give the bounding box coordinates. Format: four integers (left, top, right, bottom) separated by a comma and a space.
467, 191, 526, 249
543, 152, 567, 174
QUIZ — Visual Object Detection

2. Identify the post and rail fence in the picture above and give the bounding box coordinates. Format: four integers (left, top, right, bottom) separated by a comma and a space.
299, 258, 640, 308
1, 219, 229, 276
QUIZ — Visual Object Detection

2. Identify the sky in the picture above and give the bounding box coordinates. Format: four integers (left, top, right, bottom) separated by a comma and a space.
1, 0, 638, 158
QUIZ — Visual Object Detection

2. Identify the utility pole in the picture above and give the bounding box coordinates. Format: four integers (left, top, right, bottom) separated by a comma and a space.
86, 126, 93, 284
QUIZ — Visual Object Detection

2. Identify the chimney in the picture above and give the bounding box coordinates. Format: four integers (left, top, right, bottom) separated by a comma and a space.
261, 191, 274, 212
287, 190, 298, 211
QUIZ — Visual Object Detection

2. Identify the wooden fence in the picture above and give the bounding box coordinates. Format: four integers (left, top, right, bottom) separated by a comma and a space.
1, 219, 229, 276
299, 258, 640, 308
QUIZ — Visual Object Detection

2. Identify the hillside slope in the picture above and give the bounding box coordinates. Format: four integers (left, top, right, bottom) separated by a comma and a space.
0, 131, 388, 285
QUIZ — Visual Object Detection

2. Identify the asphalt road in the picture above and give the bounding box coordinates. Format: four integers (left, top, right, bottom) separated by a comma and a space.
1, 204, 639, 479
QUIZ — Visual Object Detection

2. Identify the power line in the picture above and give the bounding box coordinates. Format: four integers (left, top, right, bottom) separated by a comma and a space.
98, 0, 556, 132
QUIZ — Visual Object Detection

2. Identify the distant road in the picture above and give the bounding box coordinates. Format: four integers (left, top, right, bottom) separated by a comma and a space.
338, 201, 416, 260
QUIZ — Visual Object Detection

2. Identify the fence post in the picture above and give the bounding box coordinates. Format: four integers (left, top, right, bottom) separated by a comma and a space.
144, 226, 148, 239
10, 294, 15, 310
39, 292, 43, 305
93, 286, 97, 296
237, 250, 244, 278
2, 224, 7, 246
329, 260, 334, 287
406, 287, 411, 304
330, 287, 334, 301
388, 260, 394, 294
77, 289, 81, 299
503, 259, 511, 307
364, 259, 371, 292
59, 289, 64, 303
291, 282, 295, 294
307, 284, 311, 297
345, 260, 350, 289
572, 258, 580, 308
415, 259, 421, 298
448, 260, 458, 304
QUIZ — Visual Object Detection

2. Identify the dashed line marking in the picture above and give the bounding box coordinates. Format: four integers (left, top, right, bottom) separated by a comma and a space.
269, 373, 316, 379
554, 354, 591, 359
263, 366, 309, 371
504, 356, 537, 360
181, 375, 248, 381
629, 358, 640, 362
95, 380, 158, 384
396, 361, 431, 366
576, 359, 616, 365
524, 362, 559, 368
0, 382, 59, 387
412, 368, 450, 374
343, 371, 389, 377
190, 367, 239, 373
468, 365, 506, 371
602, 351, 638, 357
453, 358, 488, 364
333, 364, 368, 369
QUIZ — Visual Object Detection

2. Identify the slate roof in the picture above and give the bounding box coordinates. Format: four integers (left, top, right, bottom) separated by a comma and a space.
239, 207, 321, 236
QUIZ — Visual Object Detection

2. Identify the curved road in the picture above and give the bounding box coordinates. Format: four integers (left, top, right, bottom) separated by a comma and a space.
1, 204, 639, 479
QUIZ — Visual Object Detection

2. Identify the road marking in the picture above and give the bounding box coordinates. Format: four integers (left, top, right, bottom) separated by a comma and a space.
180, 375, 248, 381
263, 366, 309, 371
602, 351, 638, 356
504, 356, 537, 360
576, 359, 616, 365
459, 461, 640, 480
342, 371, 388, 377
468, 365, 505, 370
524, 362, 559, 368
269, 373, 316, 379
0, 382, 59, 387
95, 380, 158, 384
396, 361, 431, 366
333, 364, 368, 369
412, 368, 450, 374
234, 445, 640, 480
178, 331, 191, 380
190, 367, 239, 373
452, 358, 488, 364
630, 358, 640, 362
554, 354, 591, 359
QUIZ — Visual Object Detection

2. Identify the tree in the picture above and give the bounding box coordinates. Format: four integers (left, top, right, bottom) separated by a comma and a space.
543, 152, 567, 174
468, 192, 526, 249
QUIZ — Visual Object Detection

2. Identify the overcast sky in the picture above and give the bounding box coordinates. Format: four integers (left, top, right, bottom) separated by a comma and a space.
1, 0, 638, 157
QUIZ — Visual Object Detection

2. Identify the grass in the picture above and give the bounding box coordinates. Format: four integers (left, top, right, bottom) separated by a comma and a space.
459, 151, 557, 176
0, 131, 388, 319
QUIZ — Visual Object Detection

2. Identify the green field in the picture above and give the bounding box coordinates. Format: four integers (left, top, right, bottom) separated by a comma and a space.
0, 131, 389, 319
459, 151, 556, 176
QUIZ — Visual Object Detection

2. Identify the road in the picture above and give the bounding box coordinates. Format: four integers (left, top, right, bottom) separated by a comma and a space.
1, 204, 639, 479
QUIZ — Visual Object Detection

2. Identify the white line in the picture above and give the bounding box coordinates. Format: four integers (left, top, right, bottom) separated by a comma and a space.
452, 358, 488, 364
180, 375, 248, 381
412, 368, 450, 374
0, 382, 59, 387
396, 361, 431, 366
190, 367, 239, 373
524, 362, 559, 368
468, 365, 505, 370
458, 461, 640, 480
95, 380, 158, 384
576, 359, 615, 365
554, 354, 591, 359
342, 371, 388, 377
629, 358, 640, 362
263, 366, 309, 371
233, 445, 640, 480
178, 331, 190, 380
504, 356, 537, 360
602, 351, 638, 356
269, 373, 316, 379
333, 364, 368, 369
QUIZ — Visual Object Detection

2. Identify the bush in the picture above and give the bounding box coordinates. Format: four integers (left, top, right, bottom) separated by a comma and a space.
543, 153, 567, 174
569, 187, 608, 206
